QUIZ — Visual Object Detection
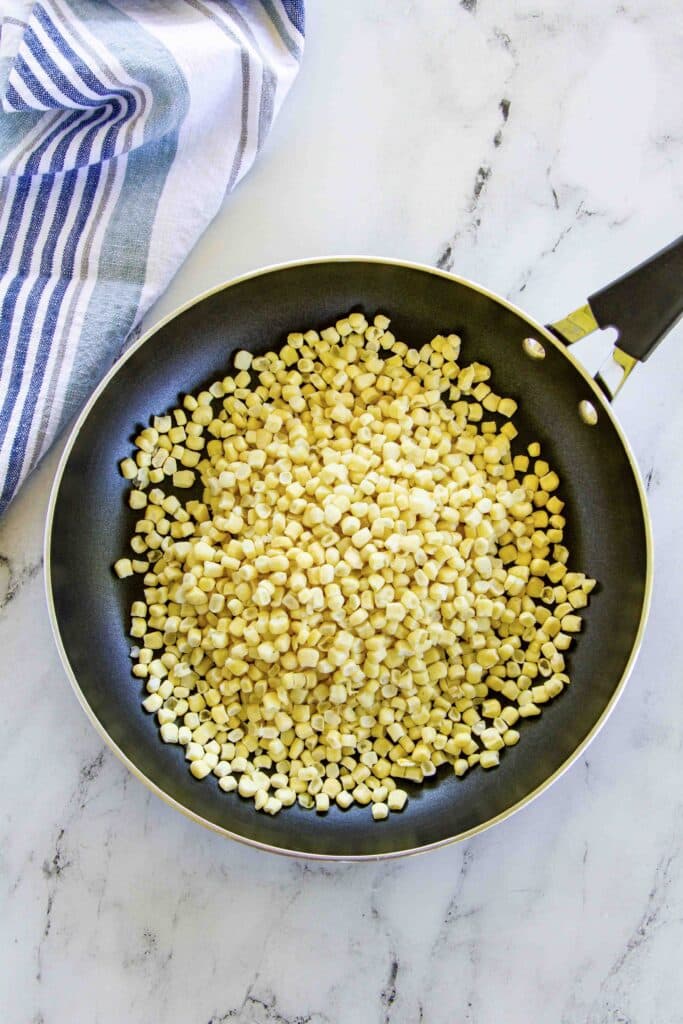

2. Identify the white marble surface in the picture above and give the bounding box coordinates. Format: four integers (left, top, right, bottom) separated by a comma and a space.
2, 1, 683, 1021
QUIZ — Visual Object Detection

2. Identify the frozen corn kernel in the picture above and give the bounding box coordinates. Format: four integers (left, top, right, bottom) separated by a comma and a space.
238, 775, 258, 798
387, 789, 408, 812
173, 470, 195, 488
315, 793, 330, 813
234, 350, 253, 371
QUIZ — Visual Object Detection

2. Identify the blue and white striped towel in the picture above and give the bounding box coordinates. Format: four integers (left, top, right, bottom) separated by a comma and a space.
0, 0, 304, 516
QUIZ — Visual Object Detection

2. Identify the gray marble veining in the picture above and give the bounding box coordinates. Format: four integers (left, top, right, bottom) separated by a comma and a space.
2, 1, 683, 1022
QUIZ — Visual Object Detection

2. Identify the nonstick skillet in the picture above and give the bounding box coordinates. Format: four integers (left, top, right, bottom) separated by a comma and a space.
46, 237, 683, 859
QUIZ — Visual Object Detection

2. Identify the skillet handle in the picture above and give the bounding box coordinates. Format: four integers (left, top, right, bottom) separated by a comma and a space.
549, 233, 683, 400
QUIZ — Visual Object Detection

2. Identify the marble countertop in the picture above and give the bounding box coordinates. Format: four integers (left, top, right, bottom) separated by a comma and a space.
3, 1, 683, 1021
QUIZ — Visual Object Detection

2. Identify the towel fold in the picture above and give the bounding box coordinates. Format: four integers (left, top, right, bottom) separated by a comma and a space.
0, 0, 304, 515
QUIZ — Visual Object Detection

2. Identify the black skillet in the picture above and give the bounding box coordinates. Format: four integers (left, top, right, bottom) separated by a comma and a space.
46, 237, 683, 859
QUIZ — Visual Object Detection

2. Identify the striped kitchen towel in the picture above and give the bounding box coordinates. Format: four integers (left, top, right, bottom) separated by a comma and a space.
0, 0, 304, 516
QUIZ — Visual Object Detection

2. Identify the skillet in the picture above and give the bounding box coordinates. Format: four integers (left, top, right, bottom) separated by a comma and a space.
46, 238, 683, 858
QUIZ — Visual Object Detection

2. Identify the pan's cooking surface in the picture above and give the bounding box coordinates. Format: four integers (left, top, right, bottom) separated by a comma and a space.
48, 260, 650, 857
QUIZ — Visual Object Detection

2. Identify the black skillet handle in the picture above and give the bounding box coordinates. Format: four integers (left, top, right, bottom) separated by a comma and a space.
549, 233, 683, 399
588, 233, 683, 362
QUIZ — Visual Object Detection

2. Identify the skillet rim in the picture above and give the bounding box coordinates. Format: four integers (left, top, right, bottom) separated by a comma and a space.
43, 255, 654, 861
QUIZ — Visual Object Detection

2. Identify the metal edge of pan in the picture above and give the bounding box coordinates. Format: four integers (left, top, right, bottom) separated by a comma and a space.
43, 256, 655, 862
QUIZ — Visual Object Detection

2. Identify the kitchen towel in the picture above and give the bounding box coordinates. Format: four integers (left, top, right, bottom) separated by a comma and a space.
0, 0, 304, 515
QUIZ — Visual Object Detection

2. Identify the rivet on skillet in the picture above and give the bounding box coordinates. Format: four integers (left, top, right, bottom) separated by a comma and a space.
578, 400, 598, 426
522, 337, 546, 360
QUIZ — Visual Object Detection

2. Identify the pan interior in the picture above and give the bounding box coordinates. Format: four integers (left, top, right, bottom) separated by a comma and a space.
49, 260, 649, 857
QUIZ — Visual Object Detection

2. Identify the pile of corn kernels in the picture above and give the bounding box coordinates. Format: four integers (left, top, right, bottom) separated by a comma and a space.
114, 312, 595, 820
